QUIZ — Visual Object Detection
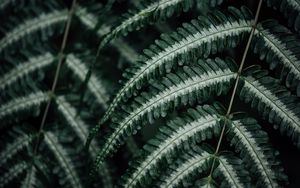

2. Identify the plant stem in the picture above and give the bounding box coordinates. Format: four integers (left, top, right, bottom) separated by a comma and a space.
207, 0, 263, 181
32, 0, 77, 164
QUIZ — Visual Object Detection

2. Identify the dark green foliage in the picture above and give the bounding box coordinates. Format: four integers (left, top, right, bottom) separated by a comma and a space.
1, 0, 300, 187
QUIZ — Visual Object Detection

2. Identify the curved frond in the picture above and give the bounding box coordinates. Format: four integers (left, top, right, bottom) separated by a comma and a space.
226, 115, 287, 187
0, 132, 34, 167
21, 166, 43, 188
159, 149, 211, 187
254, 20, 300, 94
44, 132, 83, 188
75, 5, 99, 30
0, 161, 27, 187
56, 96, 89, 142
264, 0, 300, 34
239, 67, 300, 147
100, 0, 223, 48
65, 54, 109, 109
0, 53, 54, 91
0, 9, 67, 53
122, 104, 223, 187
94, 58, 236, 170
215, 155, 251, 188
0, 91, 48, 124
55, 96, 113, 188
90, 7, 252, 141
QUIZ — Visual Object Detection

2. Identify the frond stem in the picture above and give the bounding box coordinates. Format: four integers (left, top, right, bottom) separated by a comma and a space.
26, 1, 78, 183
207, 0, 263, 183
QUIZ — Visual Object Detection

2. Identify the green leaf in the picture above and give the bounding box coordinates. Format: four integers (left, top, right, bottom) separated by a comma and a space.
254, 20, 300, 94
87, 7, 252, 147
240, 66, 300, 147
93, 58, 236, 171
226, 114, 287, 187
122, 104, 224, 187
44, 132, 83, 188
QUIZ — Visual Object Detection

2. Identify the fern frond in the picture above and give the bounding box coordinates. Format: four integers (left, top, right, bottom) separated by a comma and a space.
56, 96, 89, 142
0, 132, 34, 167
226, 115, 287, 187
0, 161, 27, 187
55, 97, 113, 188
122, 104, 223, 187
100, 0, 224, 48
75, 5, 99, 30
159, 148, 211, 188
254, 20, 300, 94
21, 166, 43, 188
65, 54, 109, 109
0, 53, 54, 91
215, 155, 251, 188
44, 132, 83, 188
0, 91, 48, 124
75, 8, 139, 63
239, 66, 300, 147
264, 0, 300, 34
0, 9, 67, 53
89, 7, 253, 145
94, 58, 236, 170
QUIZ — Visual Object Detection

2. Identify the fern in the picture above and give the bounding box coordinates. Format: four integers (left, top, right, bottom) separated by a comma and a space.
158, 148, 212, 187
0, 92, 48, 125
0, 161, 28, 187
99, 0, 223, 48
239, 66, 300, 147
65, 54, 109, 109
254, 20, 300, 94
0, 53, 54, 90
1, 0, 300, 187
121, 104, 223, 187
0, 132, 34, 167
215, 155, 251, 188
94, 58, 236, 169
44, 132, 83, 188
87, 7, 253, 146
0, 9, 67, 54
226, 115, 286, 187
264, 0, 300, 34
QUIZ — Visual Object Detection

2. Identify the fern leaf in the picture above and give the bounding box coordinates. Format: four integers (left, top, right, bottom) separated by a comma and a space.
75, 7, 139, 63
0, 91, 48, 124
0, 9, 67, 53
239, 66, 300, 147
87, 6, 252, 148
122, 104, 223, 187
0, 53, 54, 91
44, 132, 83, 188
55, 97, 113, 188
159, 149, 211, 187
75, 5, 99, 31
56, 96, 89, 143
65, 54, 109, 109
94, 58, 236, 170
0, 161, 27, 187
0, 133, 34, 167
215, 155, 251, 188
21, 166, 43, 188
226, 115, 287, 187
100, 0, 224, 48
264, 0, 300, 34
254, 20, 300, 94
92, 7, 252, 137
